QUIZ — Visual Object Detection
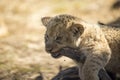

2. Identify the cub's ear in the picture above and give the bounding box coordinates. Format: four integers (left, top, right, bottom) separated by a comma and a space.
70, 23, 84, 37
41, 17, 51, 26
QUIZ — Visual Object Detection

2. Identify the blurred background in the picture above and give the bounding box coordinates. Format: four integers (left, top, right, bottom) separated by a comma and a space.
0, 0, 120, 80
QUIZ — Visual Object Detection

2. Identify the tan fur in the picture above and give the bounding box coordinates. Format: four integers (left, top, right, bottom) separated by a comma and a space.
41, 14, 120, 80
101, 26, 120, 73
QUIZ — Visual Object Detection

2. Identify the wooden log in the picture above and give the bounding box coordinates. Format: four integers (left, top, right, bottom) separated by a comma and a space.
52, 66, 111, 80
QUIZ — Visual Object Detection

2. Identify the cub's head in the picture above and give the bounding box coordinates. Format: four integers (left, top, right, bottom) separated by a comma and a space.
41, 14, 84, 58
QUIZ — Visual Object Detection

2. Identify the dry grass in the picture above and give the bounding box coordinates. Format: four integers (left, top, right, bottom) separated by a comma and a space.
0, 0, 120, 80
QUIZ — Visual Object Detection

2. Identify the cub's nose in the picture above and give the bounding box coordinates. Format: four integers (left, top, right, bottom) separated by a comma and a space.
46, 47, 53, 52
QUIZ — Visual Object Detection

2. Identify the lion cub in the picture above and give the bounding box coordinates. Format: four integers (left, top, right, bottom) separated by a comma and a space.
41, 14, 120, 80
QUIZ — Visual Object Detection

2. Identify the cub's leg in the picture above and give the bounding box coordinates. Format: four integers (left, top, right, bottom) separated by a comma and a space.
81, 53, 110, 80
57, 47, 111, 80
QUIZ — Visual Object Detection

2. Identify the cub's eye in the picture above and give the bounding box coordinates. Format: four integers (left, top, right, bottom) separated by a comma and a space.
45, 35, 49, 41
55, 36, 62, 43
55, 36, 62, 41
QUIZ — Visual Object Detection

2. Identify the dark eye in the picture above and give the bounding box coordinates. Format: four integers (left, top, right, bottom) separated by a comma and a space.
55, 36, 62, 43
45, 35, 49, 41
56, 36, 62, 40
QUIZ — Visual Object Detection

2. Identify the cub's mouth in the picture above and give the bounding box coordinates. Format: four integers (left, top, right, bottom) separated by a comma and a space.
48, 47, 75, 58
51, 52, 62, 58
48, 47, 72, 58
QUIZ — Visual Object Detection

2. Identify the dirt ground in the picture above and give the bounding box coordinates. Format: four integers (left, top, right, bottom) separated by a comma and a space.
0, 0, 120, 80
